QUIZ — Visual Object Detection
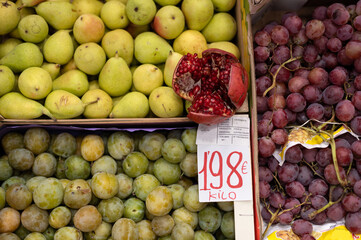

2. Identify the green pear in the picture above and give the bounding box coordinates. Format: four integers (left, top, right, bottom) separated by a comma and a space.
43, 30, 74, 65
149, 86, 183, 118
202, 13, 237, 42
98, 55, 132, 97
41, 62, 61, 79
125, 22, 151, 38
211, 0, 236, 12
81, 89, 113, 118
73, 13, 105, 44
0, 1, 21, 35
15, 0, 36, 17
153, 5, 185, 40
164, 50, 183, 87
61, 58, 77, 74
134, 32, 173, 64
52, 69, 89, 97
125, 0, 156, 26
105, 0, 126, 3
72, 0, 104, 16
0, 65, 15, 97
100, 1, 129, 29
173, 30, 208, 56
0, 38, 22, 59
0, 42, 43, 73
17, 14, 49, 43
181, 0, 214, 31
19, 0, 46, 7
110, 91, 149, 118
154, 0, 181, 6
208, 41, 240, 59
35, 1, 79, 30
112, 95, 124, 107
18, 67, 53, 100
74, 42, 106, 75
88, 79, 100, 90
44, 89, 85, 119
133, 64, 163, 96
0, 92, 54, 119
101, 29, 134, 65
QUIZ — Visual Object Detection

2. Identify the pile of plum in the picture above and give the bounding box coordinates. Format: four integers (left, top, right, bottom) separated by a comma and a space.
255, 2, 361, 239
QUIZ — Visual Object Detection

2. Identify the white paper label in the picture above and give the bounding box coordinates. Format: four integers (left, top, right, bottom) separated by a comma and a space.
196, 115, 252, 202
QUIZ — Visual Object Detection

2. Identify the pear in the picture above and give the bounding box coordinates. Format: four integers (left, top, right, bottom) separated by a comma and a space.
100, 1, 129, 29
0, 65, 16, 97
19, 0, 46, 7
61, 58, 77, 74
0, 38, 22, 59
164, 51, 183, 87
181, 0, 214, 31
208, 41, 240, 59
212, 0, 236, 12
52, 69, 89, 97
101, 29, 134, 65
45, 89, 85, 119
0, 42, 43, 73
74, 42, 106, 75
202, 13, 237, 42
73, 13, 105, 44
17, 14, 49, 43
18, 67, 53, 100
98, 55, 132, 97
148, 86, 183, 118
41, 62, 61, 79
43, 30, 74, 65
154, 0, 181, 6
125, 0, 156, 26
134, 32, 173, 64
110, 91, 149, 118
125, 22, 150, 39
72, 0, 104, 16
173, 30, 208, 56
0, 1, 21, 35
105, 0, 126, 3
153, 5, 185, 40
0, 92, 54, 119
132, 64, 163, 96
35, 1, 79, 30
81, 89, 113, 118
15, 0, 36, 17
89, 80, 100, 90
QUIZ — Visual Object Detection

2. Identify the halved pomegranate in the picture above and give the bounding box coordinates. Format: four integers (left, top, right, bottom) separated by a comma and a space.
172, 48, 249, 125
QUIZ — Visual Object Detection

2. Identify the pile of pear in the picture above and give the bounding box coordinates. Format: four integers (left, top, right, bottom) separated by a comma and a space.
0, 0, 240, 120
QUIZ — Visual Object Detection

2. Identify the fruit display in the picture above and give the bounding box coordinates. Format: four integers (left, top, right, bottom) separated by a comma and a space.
0, 126, 235, 239
0, 0, 248, 124
254, 1, 361, 239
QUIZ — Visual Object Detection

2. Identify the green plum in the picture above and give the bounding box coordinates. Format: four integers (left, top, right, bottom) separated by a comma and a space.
97, 197, 124, 223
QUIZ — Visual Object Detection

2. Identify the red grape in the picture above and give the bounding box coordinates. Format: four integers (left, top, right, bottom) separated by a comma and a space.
285, 181, 305, 198
335, 99, 355, 122
351, 116, 361, 135
259, 180, 271, 199
327, 37, 342, 53
291, 219, 313, 236
254, 30, 271, 47
277, 211, 293, 225
269, 191, 286, 208
342, 193, 361, 213
326, 202, 346, 221
267, 94, 286, 110
258, 137, 276, 158
302, 85, 322, 103
254, 46, 270, 63
285, 145, 303, 164
288, 76, 309, 93
345, 211, 361, 234
278, 162, 299, 183
271, 128, 288, 145
308, 178, 329, 196
351, 140, 361, 158
312, 6, 327, 20
271, 25, 289, 45
305, 19, 325, 40
272, 45, 290, 65
322, 85, 344, 105
337, 24, 354, 41
286, 93, 306, 112
316, 147, 332, 167
306, 103, 324, 120
336, 146, 353, 167
283, 15, 302, 34
324, 163, 347, 185
310, 195, 328, 209
284, 197, 301, 215
256, 75, 272, 96
307, 67, 328, 89
303, 148, 318, 163
354, 180, 361, 197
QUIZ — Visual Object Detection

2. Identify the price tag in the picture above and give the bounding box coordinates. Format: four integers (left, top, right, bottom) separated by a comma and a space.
196, 115, 252, 202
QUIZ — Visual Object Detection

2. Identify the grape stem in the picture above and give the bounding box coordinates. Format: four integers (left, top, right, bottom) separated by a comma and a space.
308, 186, 346, 219
273, 172, 284, 192
318, 129, 348, 187
261, 193, 311, 239
263, 56, 302, 97
302, 160, 325, 180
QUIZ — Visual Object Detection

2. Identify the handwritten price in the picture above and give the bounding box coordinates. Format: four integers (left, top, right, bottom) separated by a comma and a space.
198, 150, 248, 191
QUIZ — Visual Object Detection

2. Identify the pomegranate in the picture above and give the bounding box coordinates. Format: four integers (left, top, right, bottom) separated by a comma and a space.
172, 48, 248, 125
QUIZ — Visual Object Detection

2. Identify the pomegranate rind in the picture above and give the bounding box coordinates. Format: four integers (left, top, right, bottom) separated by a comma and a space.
228, 62, 249, 109
187, 112, 231, 125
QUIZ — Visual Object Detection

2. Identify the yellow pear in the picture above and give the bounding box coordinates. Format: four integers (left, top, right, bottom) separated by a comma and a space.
81, 89, 113, 118
41, 62, 61, 80
132, 64, 163, 96
45, 89, 85, 119
0, 65, 16, 97
0, 1, 21, 35
72, 0, 104, 16
101, 29, 134, 65
202, 13, 237, 42
100, 1, 129, 29
148, 86, 183, 118
74, 42, 106, 75
43, 30, 74, 65
98, 54, 132, 97
110, 92, 149, 118
17, 14, 49, 43
163, 51, 183, 87
52, 69, 89, 97
125, 0, 156, 25
0, 38, 22, 59
18, 67, 52, 100
0, 92, 54, 119
173, 30, 208, 56
181, 0, 214, 31
73, 13, 105, 44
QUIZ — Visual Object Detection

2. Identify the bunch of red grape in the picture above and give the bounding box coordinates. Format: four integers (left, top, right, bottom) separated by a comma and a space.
255, 1, 361, 239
